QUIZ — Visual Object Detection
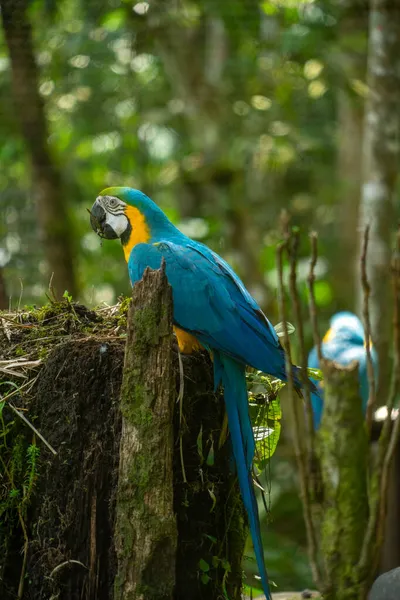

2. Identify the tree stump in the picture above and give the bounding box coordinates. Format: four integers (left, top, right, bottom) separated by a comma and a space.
0, 267, 246, 600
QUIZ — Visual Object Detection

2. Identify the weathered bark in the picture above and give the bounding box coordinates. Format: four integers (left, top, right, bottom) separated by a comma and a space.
26, 338, 125, 600
357, 0, 400, 400
335, 1, 368, 307
0, 0, 77, 299
114, 266, 177, 600
317, 359, 369, 600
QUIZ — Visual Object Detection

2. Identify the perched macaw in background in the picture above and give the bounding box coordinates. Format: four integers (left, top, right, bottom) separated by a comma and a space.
90, 187, 318, 600
308, 311, 379, 429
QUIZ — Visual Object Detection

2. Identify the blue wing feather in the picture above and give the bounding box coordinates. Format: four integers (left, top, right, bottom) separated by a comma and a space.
128, 240, 274, 599
129, 241, 296, 384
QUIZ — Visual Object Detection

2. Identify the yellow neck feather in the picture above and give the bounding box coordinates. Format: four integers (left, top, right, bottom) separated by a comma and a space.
122, 205, 150, 262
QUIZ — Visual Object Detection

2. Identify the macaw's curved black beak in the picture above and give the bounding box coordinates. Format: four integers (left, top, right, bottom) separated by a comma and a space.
88, 200, 119, 240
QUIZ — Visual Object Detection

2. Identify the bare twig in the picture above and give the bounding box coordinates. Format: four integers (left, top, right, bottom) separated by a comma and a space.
375, 228, 400, 548
17, 279, 23, 313
358, 229, 400, 574
8, 402, 57, 456
177, 349, 187, 484
287, 229, 315, 452
307, 233, 322, 362
276, 241, 322, 588
17, 506, 28, 599
49, 560, 88, 579
47, 272, 57, 303
360, 226, 377, 434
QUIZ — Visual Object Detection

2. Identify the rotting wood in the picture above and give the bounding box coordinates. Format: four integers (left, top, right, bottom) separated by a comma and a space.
114, 264, 177, 600
0, 296, 247, 600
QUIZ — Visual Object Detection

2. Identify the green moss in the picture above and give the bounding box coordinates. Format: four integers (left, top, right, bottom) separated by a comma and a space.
132, 306, 160, 351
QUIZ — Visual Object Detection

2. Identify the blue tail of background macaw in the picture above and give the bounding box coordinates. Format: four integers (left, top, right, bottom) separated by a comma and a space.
214, 353, 271, 600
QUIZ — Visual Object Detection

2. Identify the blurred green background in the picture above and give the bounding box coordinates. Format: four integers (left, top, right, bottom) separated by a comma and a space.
0, 0, 398, 594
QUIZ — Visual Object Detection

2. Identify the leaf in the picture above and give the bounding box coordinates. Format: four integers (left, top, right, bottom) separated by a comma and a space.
204, 534, 217, 544
201, 573, 211, 585
307, 367, 324, 381
263, 421, 281, 459
196, 424, 204, 464
221, 559, 231, 572
253, 396, 282, 464
274, 321, 296, 337
208, 487, 217, 513
198, 559, 210, 572
253, 426, 274, 442
206, 437, 214, 466
267, 398, 282, 421
101, 9, 126, 31
212, 555, 219, 568
63, 290, 72, 302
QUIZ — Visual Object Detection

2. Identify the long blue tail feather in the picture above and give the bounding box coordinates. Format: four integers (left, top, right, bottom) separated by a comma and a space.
214, 353, 271, 600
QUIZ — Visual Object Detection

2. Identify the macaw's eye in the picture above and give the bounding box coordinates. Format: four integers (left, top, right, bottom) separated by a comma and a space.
109, 197, 118, 208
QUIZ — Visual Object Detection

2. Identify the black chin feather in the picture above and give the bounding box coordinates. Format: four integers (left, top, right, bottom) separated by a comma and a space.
121, 219, 132, 246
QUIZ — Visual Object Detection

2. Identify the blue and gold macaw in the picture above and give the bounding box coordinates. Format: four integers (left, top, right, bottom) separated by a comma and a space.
308, 311, 379, 429
90, 187, 316, 599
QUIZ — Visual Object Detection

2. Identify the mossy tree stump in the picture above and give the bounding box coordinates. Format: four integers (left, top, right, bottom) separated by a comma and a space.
0, 267, 246, 600
114, 265, 177, 599
316, 359, 368, 600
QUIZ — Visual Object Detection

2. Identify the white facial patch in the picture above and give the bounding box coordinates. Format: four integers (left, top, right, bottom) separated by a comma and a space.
106, 212, 129, 238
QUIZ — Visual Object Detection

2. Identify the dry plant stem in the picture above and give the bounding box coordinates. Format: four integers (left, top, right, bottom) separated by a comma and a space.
0, 450, 29, 600
8, 402, 57, 455
358, 230, 400, 575
49, 560, 88, 578
287, 230, 315, 451
177, 348, 187, 484
276, 242, 322, 588
376, 230, 400, 544
307, 233, 322, 362
360, 226, 377, 433
17, 506, 28, 600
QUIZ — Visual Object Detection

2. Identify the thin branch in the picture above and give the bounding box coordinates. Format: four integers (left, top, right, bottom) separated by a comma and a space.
376, 227, 400, 545
8, 402, 57, 455
360, 226, 377, 434
287, 229, 315, 453
177, 348, 187, 484
276, 241, 322, 588
358, 229, 400, 574
307, 233, 322, 362
17, 506, 28, 599
49, 560, 88, 579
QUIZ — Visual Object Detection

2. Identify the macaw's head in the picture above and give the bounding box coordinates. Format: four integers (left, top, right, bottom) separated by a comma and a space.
89, 186, 175, 261
324, 311, 366, 346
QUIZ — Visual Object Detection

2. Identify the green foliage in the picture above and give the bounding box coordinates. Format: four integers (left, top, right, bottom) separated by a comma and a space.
0, 0, 373, 592
1, 0, 345, 326
0, 393, 40, 561
247, 370, 284, 465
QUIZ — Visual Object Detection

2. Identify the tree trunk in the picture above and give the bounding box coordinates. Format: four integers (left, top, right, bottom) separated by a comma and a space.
114, 265, 177, 599
0, 0, 77, 299
0, 267, 8, 309
357, 0, 400, 400
335, 1, 368, 308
